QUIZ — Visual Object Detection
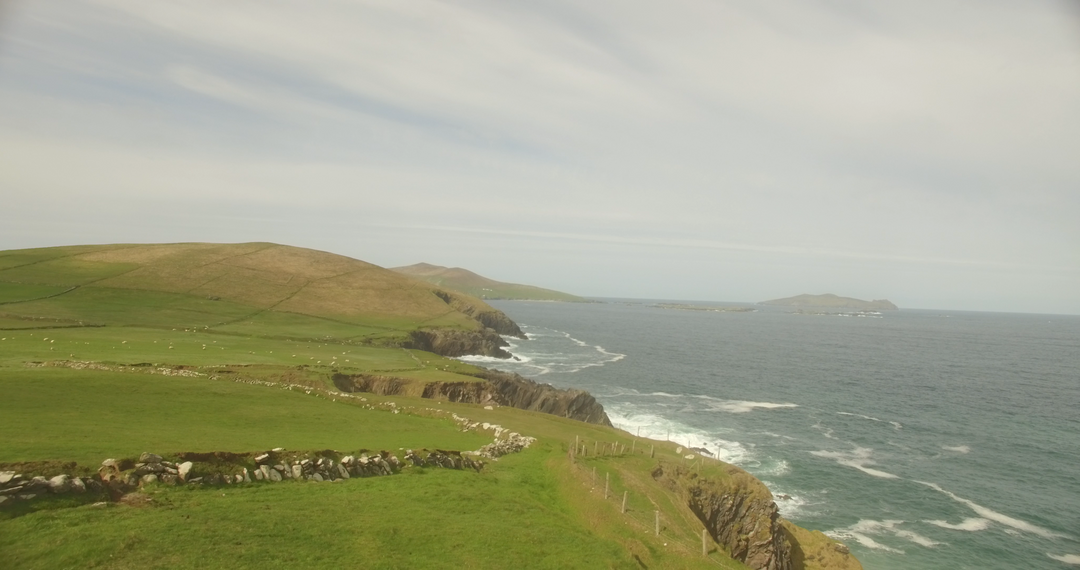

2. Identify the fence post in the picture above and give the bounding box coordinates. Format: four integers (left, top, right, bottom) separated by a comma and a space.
621, 490, 628, 514
702, 528, 708, 556
604, 472, 609, 499
650, 445, 654, 458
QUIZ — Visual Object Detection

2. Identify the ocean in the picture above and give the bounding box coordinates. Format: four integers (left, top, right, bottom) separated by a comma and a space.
461, 300, 1080, 569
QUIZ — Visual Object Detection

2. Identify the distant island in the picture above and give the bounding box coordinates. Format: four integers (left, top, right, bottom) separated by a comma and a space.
391, 263, 589, 302
653, 303, 755, 313
760, 294, 898, 311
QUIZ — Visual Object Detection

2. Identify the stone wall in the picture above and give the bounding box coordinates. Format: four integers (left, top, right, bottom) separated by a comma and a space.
0, 419, 535, 508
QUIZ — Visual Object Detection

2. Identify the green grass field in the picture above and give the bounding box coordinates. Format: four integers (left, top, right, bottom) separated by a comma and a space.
0, 244, 858, 570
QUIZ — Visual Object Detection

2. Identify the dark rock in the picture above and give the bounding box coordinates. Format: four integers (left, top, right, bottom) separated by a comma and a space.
334, 369, 611, 426
404, 328, 512, 359
653, 463, 792, 570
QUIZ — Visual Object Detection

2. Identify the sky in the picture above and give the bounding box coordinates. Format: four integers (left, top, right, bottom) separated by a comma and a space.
1, 0, 1078, 314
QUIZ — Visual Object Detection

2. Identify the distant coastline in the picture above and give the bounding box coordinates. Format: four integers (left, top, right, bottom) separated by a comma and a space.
760, 293, 898, 311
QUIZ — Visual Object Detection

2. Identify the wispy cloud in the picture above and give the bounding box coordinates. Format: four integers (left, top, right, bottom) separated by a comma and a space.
0, 0, 1077, 312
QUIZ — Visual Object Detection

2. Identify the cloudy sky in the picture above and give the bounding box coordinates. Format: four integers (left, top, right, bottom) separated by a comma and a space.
1, 0, 1078, 313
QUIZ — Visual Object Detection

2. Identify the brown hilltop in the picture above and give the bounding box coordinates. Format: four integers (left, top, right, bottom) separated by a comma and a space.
0, 242, 523, 354
392, 262, 588, 302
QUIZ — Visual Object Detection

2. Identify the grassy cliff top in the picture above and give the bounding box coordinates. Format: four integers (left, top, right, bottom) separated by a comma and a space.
0, 243, 861, 570
392, 262, 589, 302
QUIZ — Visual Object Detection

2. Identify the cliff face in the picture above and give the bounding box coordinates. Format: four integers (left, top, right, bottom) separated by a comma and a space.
653, 462, 792, 570
405, 328, 512, 358
332, 369, 612, 426
431, 289, 526, 338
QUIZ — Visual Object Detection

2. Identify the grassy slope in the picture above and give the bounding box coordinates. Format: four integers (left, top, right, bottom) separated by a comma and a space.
0, 366, 756, 569
0, 243, 857, 570
392, 262, 588, 302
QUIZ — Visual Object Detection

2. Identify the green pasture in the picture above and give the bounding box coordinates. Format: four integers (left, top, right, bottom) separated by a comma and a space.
0, 324, 482, 381
0, 363, 748, 569
0, 368, 491, 466
0, 453, 637, 569
0, 243, 833, 570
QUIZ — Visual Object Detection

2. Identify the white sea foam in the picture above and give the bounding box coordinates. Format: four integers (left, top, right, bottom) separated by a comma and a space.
564, 333, 589, 347
827, 519, 941, 552
457, 355, 507, 364
837, 411, 882, 422
826, 520, 905, 554
469, 326, 624, 376
759, 481, 823, 519
606, 408, 753, 464
916, 481, 1067, 539
755, 459, 791, 477
611, 390, 796, 414
703, 399, 799, 414
836, 412, 902, 430
811, 447, 899, 479
926, 517, 990, 531
895, 530, 942, 547
942, 445, 970, 454
1048, 554, 1080, 565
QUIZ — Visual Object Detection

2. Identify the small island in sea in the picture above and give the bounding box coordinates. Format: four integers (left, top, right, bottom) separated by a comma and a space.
391, 262, 589, 302
759, 293, 898, 311
653, 303, 756, 313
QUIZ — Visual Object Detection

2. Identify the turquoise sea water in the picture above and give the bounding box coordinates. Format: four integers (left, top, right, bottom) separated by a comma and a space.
467, 300, 1080, 569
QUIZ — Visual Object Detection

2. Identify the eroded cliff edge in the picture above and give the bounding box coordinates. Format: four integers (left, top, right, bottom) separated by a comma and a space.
653, 461, 862, 570
332, 368, 612, 426
397, 290, 525, 359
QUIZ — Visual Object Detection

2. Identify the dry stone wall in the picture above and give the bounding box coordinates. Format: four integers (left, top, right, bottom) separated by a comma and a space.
1, 417, 535, 508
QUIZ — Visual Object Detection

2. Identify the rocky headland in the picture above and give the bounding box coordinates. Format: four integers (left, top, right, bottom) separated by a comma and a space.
333, 368, 613, 426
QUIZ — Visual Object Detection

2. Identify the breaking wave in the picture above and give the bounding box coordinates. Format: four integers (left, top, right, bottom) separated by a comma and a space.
916, 481, 1067, 539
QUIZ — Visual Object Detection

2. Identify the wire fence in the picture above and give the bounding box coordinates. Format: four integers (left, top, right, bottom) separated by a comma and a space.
564, 436, 746, 569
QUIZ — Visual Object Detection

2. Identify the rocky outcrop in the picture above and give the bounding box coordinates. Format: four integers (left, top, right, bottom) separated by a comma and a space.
653, 462, 792, 570
472, 310, 525, 338
431, 289, 525, 338
406, 328, 512, 358
333, 369, 612, 426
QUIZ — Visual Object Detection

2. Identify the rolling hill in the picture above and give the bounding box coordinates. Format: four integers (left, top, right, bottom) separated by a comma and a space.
0, 242, 523, 357
391, 262, 588, 302
0, 243, 861, 570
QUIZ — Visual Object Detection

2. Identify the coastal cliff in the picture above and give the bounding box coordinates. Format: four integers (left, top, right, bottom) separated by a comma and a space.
653, 461, 791, 570
405, 327, 512, 358
431, 289, 526, 337
332, 369, 612, 426
399, 290, 524, 358
652, 461, 862, 570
